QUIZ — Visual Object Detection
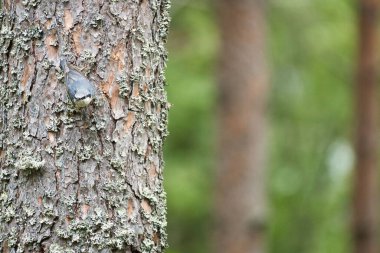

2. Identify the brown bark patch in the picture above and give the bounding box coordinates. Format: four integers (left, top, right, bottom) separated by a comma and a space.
110, 80, 120, 110
81, 204, 90, 219
127, 199, 135, 217
110, 42, 126, 71
3, 0, 10, 11
55, 171, 60, 183
103, 73, 117, 98
65, 216, 72, 225
2, 240, 9, 253
64, 9, 74, 31
148, 164, 158, 179
21, 61, 31, 97
141, 199, 152, 214
20, 57, 35, 102
132, 83, 139, 97
153, 232, 160, 245
102, 70, 126, 119
123, 112, 136, 132
144, 101, 151, 113
44, 34, 58, 61
44, 19, 53, 29
48, 132, 56, 144
143, 83, 148, 93
72, 25, 83, 55
145, 145, 152, 158
101, 73, 113, 96
100, 42, 129, 118
101, 73, 115, 101
37, 196, 43, 205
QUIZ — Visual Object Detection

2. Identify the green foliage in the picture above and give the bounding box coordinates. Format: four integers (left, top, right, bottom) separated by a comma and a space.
165, 0, 355, 253
164, 2, 217, 253
268, 1, 355, 252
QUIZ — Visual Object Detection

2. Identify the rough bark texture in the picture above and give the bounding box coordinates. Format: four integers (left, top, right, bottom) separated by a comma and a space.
0, 0, 170, 252
215, 0, 268, 253
353, 0, 380, 252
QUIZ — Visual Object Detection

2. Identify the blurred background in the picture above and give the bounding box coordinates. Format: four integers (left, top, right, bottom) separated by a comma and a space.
163, 0, 378, 253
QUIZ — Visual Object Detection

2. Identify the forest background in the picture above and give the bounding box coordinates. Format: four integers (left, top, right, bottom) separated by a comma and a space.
165, 0, 357, 253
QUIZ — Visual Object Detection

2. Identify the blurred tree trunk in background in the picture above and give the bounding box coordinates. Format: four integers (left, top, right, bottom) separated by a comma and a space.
353, 0, 380, 253
0, 0, 170, 252
215, 0, 268, 253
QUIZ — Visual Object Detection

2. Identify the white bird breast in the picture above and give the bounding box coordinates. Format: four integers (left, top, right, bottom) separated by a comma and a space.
75, 97, 93, 108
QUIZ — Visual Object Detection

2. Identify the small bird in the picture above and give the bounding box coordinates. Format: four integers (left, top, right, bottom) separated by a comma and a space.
60, 59, 96, 108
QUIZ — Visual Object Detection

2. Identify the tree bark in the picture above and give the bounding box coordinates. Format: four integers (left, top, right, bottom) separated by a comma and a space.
0, 0, 170, 252
215, 0, 268, 253
353, 1, 380, 253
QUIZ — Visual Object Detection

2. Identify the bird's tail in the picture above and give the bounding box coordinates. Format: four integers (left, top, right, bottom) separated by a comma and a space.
60, 59, 69, 73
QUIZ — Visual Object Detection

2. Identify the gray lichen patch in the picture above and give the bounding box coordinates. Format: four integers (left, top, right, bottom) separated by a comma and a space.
49, 243, 75, 253
55, 207, 143, 250
116, 72, 130, 98
14, 154, 45, 173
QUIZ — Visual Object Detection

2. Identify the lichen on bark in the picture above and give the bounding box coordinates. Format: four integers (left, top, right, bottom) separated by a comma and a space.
0, 0, 170, 252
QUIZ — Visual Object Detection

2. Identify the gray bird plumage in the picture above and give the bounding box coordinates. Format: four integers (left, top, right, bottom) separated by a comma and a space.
60, 59, 95, 108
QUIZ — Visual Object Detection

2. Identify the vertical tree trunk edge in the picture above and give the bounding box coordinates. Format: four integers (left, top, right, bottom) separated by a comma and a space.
353, 1, 380, 253
0, 1, 171, 252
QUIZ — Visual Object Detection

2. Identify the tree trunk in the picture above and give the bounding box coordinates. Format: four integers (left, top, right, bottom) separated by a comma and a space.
215, 0, 268, 253
0, 0, 170, 252
353, 1, 380, 253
